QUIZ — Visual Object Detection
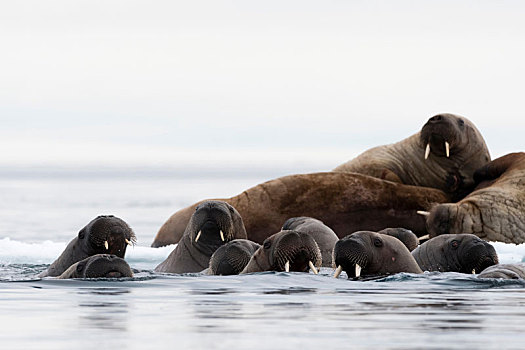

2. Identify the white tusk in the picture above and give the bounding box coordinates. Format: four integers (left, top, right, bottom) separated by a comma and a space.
308, 261, 319, 275
425, 143, 430, 160
417, 210, 430, 217
472, 269, 476, 274
334, 265, 343, 278
355, 264, 362, 278
220, 230, 225, 242
445, 141, 450, 158
417, 234, 430, 243
284, 261, 290, 272
125, 239, 131, 246
195, 230, 202, 242
104, 241, 109, 250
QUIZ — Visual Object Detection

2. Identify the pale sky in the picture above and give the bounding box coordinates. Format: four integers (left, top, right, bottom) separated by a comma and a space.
0, 1, 524, 167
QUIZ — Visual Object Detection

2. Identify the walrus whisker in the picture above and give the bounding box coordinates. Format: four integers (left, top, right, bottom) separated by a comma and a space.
417, 234, 429, 243
195, 230, 202, 242
308, 261, 318, 274
425, 143, 430, 160
445, 141, 450, 158
417, 210, 430, 217
334, 265, 343, 278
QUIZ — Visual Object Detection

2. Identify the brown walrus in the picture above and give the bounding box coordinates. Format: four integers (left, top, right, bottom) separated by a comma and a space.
411, 234, 498, 273
240, 230, 322, 274
424, 152, 525, 244
155, 201, 247, 273
152, 172, 449, 247
57, 254, 133, 279
478, 263, 525, 279
334, 113, 490, 201
332, 230, 423, 279
39, 215, 136, 277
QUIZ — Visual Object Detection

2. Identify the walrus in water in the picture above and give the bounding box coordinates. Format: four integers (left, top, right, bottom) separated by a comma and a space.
478, 264, 525, 279
411, 234, 498, 273
281, 217, 339, 267
378, 228, 419, 251
333, 231, 422, 279
39, 215, 136, 277
240, 230, 322, 274
334, 113, 490, 201
155, 201, 247, 273
207, 239, 261, 275
152, 172, 449, 247
423, 152, 525, 244
57, 254, 133, 279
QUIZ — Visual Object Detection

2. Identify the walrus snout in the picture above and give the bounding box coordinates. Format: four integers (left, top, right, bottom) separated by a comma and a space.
420, 113, 465, 159
427, 204, 457, 238
209, 240, 260, 275
463, 241, 498, 274
87, 216, 136, 258
272, 231, 322, 273
84, 254, 133, 278
333, 237, 368, 279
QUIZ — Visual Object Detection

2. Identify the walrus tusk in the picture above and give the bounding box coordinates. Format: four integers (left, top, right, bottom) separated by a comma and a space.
472, 269, 476, 274
334, 265, 343, 278
445, 141, 450, 158
104, 241, 109, 250
355, 264, 362, 278
417, 234, 429, 243
220, 230, 225, 242
195, 230, 202, 242
125, 239, 132, 246
417, 210, 430, 216
425, 143, 431, 160
285, 261, 290, 272
308, 261, 319, 274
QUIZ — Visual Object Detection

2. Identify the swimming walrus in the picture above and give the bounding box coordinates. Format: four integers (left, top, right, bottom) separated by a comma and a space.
411, 234, 498, 273
281, 216, 339, 267
152, 172, 449, 247
334, 113, 490, 201
39, 215, 136, 277
207, 239, 261, 275
333, 230, 423, 279
240, 230, 322, 274
478, 263, 525, 279
57, 254, 133, 279
378, 228, 419, 251
155, 201, 247, 273
424, 152, 525, 244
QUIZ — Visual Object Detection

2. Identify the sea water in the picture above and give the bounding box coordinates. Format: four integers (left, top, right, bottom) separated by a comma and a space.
1, 166, 525, 350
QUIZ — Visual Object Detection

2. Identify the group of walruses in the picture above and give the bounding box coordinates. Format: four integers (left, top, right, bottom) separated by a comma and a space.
39, 113, 525, 280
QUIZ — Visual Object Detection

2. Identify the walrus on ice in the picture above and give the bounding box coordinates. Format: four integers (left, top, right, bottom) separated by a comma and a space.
155, 201, 247, 273
152, 172, 449, 247
39, 215, 136, 277
424, 152, 525, 244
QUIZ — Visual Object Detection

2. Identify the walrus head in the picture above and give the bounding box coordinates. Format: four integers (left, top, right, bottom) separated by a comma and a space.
419, 113, 491, 199
208, 239, 261, 275
378, 227, 419, 252
79, 215, 136, 258
188, 201, 247, 256
333, 230, 422, 279
59, 254, 133, 279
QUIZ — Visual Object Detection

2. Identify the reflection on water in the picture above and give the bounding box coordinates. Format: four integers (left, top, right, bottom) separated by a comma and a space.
77, 288, 131, 331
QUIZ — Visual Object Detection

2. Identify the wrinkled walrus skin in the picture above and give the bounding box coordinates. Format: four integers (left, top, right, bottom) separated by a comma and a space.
334, 113, 490, 201
478, 263, 525, 280
426, 152, 525, 244
152, 172, 449, 247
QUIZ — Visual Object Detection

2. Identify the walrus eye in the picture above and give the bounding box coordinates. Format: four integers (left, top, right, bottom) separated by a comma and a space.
451, 240, 459, 249
78, 229, 85, 240
263, 240, 272, 249
76, 263, 85, 273
373, 238, 383, 247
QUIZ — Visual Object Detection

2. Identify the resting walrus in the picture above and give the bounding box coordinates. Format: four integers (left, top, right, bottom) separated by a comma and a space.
424, 152, 525, 244
411, 234, 498, 273
333, 231, 423, 279
155, 201, 247, 273
57, 254, 133, 279
152, 172, 449, 247
334, 113, 490, 200
39, 215, 136, 277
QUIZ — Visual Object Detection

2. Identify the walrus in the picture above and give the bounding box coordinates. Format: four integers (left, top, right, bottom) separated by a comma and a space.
478, 264, 525, 279
152, 172, 449, 247
240, 230, 322, 274
281, 216, 339, 267
424, 152, 525, 244
155, 201, 247, 273
207, 239, 261, 275
378, 228, 419, 251
411, 234, 498, 273
334, 113, 490, 201
39, 215, 136, 277
57, 254, 133, 279
333, 231, 422, 279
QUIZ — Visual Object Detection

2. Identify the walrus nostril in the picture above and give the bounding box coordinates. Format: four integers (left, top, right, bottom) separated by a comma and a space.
429, 115, 443, 122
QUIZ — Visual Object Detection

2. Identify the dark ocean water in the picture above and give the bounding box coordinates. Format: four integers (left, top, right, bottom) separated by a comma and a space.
1, 167, 525, 349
